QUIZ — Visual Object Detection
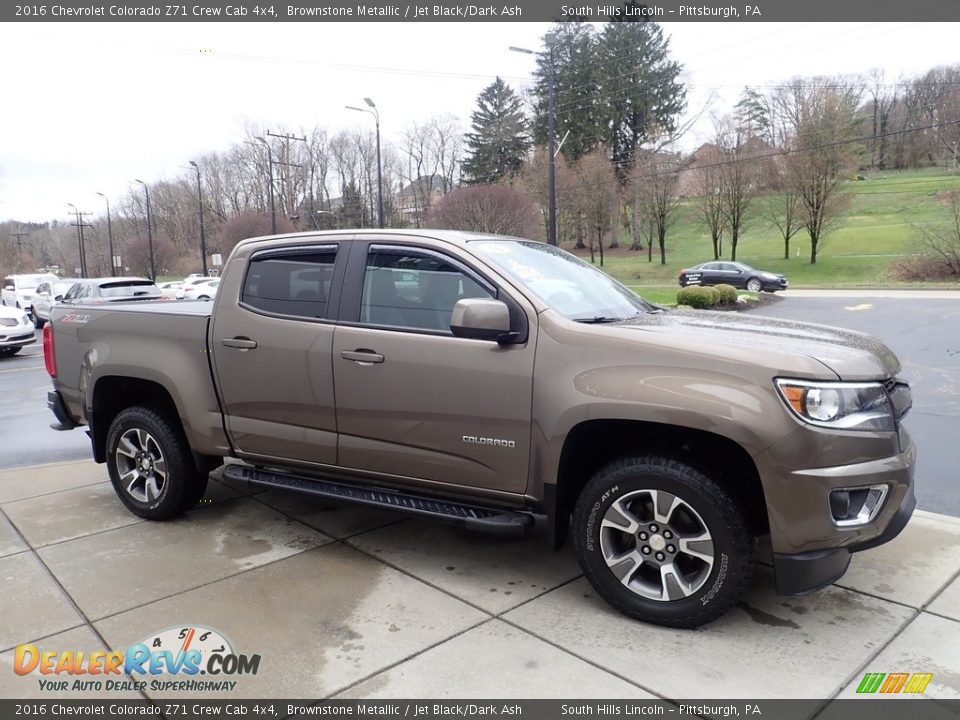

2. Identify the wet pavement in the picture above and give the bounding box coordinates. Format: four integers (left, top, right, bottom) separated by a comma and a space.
1, 460, 958, 706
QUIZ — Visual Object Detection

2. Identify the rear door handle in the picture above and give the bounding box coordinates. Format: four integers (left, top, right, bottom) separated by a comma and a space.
222, 337, 258, 349
340, 349, 384, 364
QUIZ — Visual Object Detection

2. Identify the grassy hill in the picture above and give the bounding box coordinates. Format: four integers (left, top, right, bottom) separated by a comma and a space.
572, 168, 960, 302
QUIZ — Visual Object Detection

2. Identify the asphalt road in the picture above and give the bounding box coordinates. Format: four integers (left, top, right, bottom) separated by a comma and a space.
748, 295, 959, 517
0, 332, 91, 468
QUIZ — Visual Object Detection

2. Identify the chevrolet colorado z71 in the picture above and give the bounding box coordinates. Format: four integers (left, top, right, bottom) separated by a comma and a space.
45, 230, 916, 627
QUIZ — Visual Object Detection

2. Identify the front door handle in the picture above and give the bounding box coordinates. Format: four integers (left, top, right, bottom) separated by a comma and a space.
222, 337, 258, 349
340, 349, 384, 364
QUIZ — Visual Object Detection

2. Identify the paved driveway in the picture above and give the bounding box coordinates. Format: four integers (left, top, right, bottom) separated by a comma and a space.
1, 460, 958, 708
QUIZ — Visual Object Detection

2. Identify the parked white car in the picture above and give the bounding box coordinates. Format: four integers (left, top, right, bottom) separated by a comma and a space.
2, 273, 59, 319
31, 280, 77, 327
181, 278, 220, 300
0, 304, 35, 357
157, 281, 184, 300
175, 277, 219, 299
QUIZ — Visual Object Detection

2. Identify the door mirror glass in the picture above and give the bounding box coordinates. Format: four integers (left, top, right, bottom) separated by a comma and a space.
450, 298, 511, 342
54, 295, 64, 302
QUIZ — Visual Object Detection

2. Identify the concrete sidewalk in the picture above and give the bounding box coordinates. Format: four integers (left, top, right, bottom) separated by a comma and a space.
1, 460, 958, 708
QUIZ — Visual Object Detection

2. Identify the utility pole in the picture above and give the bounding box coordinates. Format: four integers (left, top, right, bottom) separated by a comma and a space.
66, 204, 92, 277
266, 130, 307, 230
10, 230, 28, 252
187, 161, 208, 275
96, 193, 117, 276
510, 35, 558, 246
133, 180, 156, 281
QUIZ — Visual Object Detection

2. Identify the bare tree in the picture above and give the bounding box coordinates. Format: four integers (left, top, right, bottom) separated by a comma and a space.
715, 117, 760, 262
910, 191, 960, 276
691, 145, 727, 260
575, 151, 617, 265
426, 185, 540, 237
773, 78, 862, 264
767, 156, 803, 260
633, 152, 681, 266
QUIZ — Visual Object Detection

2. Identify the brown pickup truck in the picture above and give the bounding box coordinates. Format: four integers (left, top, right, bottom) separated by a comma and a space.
44, 230, 916, 627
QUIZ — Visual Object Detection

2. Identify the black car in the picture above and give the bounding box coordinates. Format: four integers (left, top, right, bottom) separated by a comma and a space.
60, 277, 165, 305
678, 261, 788, 293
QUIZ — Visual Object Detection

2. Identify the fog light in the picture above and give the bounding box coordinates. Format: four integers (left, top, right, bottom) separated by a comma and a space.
829, 485, 888, 527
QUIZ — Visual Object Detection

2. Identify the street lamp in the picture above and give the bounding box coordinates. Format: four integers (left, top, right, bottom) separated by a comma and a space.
133, 180, 156, 281
511, 37, 557, 246
346, 98, 384, 229
188, 161, 209, 275
257, 137, 277, 234
95, 192, 117, 276
66, 203, 87, 278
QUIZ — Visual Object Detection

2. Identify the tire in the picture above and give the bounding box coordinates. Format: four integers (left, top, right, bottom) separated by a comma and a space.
746, 278, 762, 293
105, 406, 206, 520
573, 456, 754, 628
34, 313, 45, 329
197, 295, 210, 300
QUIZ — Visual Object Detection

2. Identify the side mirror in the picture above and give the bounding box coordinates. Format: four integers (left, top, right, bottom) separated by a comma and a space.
450, 298, 512, 342
54, 295, 64, 302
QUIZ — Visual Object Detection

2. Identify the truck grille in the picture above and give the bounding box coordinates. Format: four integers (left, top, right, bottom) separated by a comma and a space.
884, 378, 912, 422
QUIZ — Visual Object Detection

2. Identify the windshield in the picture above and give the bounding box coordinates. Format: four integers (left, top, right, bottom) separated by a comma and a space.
471, 240, 648, 321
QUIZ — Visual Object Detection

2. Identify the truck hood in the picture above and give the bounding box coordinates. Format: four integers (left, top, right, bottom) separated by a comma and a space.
617, 309, 901, 380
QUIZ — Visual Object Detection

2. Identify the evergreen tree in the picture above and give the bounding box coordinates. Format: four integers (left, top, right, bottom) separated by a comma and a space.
598, 17, 686, 178
462, 77, 530, 184
532, 22, 605, 163
735, 87, 771, 141
532, 15, 686, 176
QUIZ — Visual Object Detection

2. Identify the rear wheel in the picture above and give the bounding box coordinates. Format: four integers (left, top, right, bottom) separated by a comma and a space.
573, 456, 755, 628
105, 407, 207, 520
746, 278, 762, 292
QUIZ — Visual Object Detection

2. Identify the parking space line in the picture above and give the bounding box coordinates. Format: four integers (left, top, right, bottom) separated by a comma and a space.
0, 365, 44, 373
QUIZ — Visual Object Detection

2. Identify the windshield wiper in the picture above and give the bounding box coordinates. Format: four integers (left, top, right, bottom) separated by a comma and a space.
573, 315, 630, 324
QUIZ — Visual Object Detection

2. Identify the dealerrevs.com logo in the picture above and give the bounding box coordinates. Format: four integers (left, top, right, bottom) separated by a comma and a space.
14, 625, 260, 693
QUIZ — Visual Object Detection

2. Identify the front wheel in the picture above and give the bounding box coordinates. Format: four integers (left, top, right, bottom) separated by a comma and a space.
105, 407, 206, 520
746, 278, 762, 292
573, 456, 755, 628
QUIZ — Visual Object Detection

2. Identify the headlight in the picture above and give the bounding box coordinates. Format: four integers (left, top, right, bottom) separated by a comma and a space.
20, 314, 30, 326
775, 379, 894, 431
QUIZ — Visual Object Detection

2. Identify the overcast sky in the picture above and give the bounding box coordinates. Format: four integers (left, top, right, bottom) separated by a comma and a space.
1, 21, 958, 223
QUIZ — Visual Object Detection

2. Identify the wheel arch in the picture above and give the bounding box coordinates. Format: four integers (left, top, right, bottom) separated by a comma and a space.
549, 419, 769, 549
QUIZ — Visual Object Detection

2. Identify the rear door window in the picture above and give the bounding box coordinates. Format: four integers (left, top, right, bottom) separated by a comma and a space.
241, 245, 338, 319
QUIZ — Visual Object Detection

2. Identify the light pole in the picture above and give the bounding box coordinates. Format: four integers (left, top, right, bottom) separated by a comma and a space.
511, 37, 557, 246
95, 192, 117, 276
133, 180, 156, 281
66, 203, 87, 278
346, 98, 384, 229
257, 137, 277, 234
188, 161, 209, 275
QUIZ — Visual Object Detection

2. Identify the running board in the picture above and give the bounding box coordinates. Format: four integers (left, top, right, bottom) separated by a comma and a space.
222, 464, 533, 535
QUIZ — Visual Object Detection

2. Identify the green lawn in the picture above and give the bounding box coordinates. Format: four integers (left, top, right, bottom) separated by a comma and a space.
576, 168, 960, 301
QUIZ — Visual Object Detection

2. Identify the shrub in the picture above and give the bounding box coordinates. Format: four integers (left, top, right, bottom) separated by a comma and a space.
714, 284, 738, 305
677, 285, 720, 309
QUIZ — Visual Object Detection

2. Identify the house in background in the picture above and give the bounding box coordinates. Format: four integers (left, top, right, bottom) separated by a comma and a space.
395, 174, 447, 227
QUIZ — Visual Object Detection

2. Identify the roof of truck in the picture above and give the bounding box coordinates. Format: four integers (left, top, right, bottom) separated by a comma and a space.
235, 229, 521, 250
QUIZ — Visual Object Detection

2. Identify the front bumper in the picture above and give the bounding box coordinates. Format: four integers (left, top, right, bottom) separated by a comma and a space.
773, 484, 915, 595
0, 330, 35, 348
755, 423, 916, 595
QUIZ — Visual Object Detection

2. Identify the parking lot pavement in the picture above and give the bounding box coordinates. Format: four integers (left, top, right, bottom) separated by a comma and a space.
2, 460, 959, 708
